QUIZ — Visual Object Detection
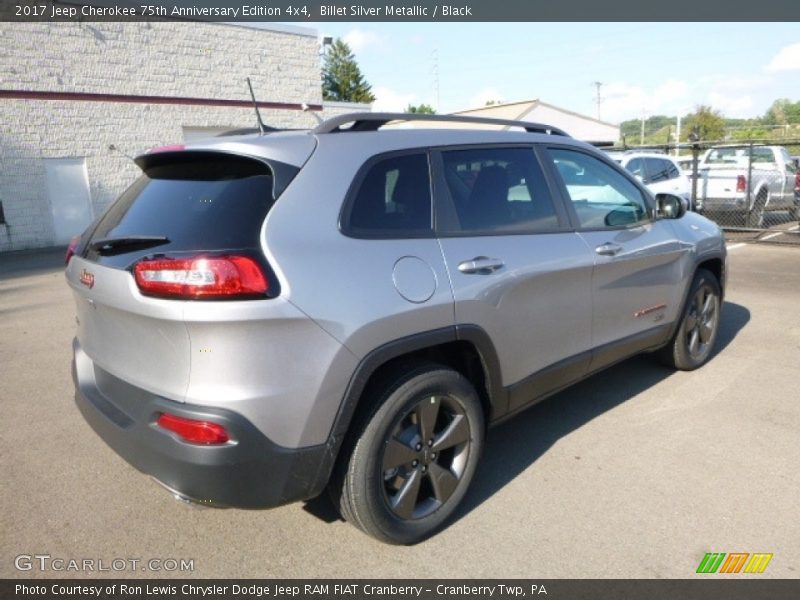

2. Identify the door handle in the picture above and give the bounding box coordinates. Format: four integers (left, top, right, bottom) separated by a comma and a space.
595, 242, 623, 257
458, 256, 505, 274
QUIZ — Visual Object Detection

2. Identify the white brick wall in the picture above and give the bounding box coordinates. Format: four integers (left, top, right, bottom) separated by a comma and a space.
0, 21, 361, 251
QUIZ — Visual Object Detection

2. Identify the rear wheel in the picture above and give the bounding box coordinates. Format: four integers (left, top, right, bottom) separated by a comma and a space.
330, 363, 484, 544
746, 189, 768, 228
660, 269, 721, 371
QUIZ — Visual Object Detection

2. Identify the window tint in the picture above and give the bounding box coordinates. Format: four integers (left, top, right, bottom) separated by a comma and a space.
439, 147, 559, 234
644, 158, 671, 183
346, 153, 432, 236
547, 148, 650, 229
84, 153, 287, 268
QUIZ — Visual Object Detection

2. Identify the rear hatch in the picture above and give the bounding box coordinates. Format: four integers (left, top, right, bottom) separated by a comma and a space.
66, 147, 303, 401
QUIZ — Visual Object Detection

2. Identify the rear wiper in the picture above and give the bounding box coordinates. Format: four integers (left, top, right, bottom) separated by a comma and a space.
90, 235, 170, 253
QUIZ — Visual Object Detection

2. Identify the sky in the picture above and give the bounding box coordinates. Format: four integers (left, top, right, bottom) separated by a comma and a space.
306, 22, 800, 124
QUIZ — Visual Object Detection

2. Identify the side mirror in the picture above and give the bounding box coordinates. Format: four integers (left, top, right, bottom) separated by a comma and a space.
656, 193, 688, 219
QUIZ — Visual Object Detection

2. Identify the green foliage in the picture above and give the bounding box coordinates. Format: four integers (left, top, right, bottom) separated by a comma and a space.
405, 104, 436, 114
322, 39, 376, 103
764, 98, 800, 126
683, 105, 726, 142
619, 115, 675, 143
618, 98, 800, 145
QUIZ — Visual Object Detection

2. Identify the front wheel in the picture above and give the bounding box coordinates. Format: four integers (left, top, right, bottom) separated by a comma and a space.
660, 269, 721, 371
330, 363, 484, 544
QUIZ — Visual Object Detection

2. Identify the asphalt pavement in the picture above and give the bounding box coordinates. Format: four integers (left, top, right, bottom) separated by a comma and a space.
1, 244, 798, 578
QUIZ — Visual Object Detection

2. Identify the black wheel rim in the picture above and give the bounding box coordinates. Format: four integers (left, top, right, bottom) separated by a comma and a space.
685, 284, 719, 360
380, 395, 471, 520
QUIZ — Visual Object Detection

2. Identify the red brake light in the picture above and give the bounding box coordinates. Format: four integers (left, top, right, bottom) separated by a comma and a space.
65, 235, 80, 265
736, 175, 747, 193
156, 413, 229, 445
134, 255, 268, 299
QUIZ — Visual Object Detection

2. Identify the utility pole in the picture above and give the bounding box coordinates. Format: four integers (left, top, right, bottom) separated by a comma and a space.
432, 49, 440, 112
640, 107, 646, 146
592, 81, 603, 121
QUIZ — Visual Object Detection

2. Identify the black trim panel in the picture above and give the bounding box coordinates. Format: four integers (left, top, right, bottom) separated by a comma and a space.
455, 324, 508, 418
495, 324, 671, 425
73, 343, 328, 508
329, 325, 509, 441
329, 327, 460, 441
506, 351, 592, 414
589, 324, 671, 373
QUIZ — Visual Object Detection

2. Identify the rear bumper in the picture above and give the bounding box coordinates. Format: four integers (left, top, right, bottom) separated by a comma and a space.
72, 339, 332, 509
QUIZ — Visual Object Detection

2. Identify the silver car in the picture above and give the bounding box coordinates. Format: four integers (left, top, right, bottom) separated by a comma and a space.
66, 113, 726, 544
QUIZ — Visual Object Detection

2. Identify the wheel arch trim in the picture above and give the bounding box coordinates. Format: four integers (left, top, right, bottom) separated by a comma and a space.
329, 326, 506, 442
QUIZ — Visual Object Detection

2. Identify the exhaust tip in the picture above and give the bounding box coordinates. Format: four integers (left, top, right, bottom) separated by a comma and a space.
149, 477, 214, 510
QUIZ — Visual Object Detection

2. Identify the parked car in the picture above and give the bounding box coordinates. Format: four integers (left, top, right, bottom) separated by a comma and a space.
66, 113, 726, 544
697, 145, 799, 226
606, 151, 694, 209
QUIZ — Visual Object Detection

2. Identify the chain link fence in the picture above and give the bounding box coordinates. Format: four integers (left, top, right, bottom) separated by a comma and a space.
605, 139, 800, 245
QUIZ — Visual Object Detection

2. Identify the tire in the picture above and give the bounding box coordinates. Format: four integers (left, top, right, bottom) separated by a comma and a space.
660, 269, 722, 371
746, 189, 767, 228
330, 362, 485, 544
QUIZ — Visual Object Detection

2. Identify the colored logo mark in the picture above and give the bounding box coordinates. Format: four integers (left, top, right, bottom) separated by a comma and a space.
696, 552, 773, 574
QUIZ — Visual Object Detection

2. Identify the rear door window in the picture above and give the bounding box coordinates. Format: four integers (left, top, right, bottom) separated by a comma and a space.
437, 147, 560, 234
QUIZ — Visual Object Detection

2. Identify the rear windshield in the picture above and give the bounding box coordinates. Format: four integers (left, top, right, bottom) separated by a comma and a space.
82, 153, 295, 268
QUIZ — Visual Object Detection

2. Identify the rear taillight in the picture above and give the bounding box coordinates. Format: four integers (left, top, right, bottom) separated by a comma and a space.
736, 175, 747, 193
65, 235, 80, 265
156, 413, 230, 445
795, 172, 800, 191
134, 255, 268, 299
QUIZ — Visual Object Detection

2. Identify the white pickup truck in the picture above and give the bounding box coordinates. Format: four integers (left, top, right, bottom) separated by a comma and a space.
698, 145, 799, 226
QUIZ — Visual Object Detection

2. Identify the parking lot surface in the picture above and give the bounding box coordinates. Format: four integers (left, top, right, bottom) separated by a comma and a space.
1, 244, 798, 578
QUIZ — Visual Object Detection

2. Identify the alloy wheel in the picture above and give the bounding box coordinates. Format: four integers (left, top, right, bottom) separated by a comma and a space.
381, 395, 471, 520
684, 284, 719, 361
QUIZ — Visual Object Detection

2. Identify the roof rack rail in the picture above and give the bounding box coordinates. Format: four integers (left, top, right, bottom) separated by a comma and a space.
312, 112, 570, 137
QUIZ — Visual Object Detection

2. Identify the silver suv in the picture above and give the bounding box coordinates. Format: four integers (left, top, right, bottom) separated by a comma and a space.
67, 113, 726, 544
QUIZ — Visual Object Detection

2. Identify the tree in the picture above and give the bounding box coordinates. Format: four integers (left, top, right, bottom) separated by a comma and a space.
683, 105, 726, 142
484, 100, 502, 106
321, 39, 375, 103
405, 104, 435, 114
764, 98, 800, 126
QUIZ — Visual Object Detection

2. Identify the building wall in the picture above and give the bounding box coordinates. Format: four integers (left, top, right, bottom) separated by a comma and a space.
526, 104, 620, 144
0, 22, 355, 251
